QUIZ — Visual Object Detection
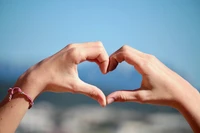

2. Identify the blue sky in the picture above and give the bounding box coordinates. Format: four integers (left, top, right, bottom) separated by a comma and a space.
0, 0, 200, 88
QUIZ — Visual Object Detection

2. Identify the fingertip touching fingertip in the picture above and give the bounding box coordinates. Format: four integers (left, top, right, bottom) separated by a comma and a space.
107, 97, 115, 104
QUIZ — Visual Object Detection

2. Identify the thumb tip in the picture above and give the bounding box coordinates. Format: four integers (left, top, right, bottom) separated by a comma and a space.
98, 98, 107, 107
101, 103, 106, 107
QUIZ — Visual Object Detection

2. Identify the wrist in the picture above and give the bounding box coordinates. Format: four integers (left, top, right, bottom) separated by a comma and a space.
14, 68, 47, 100
175, 86, 200, 111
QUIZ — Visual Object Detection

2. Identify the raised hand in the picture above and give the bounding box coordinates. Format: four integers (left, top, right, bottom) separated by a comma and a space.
0, 41, 110, 133
106, 45, 200, 133
107, 45, 198, 107
15, 41, 109, 106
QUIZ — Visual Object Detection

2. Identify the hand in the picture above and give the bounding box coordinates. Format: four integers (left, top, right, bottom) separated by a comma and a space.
14, 42, 109, 107
107, 45, 197, 108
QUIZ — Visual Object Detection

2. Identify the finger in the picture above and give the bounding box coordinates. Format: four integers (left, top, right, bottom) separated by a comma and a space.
106, 89, 152, 104
78, 42, 109, 74
108, 45, 145, 74
75, 80, 106, 107
87, 59, 102, 69
111, 45, 145, 58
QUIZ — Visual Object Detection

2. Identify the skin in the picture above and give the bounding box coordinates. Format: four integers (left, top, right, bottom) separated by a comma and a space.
0, 42, 109, 133
0, 42, 199, 133
107, 45, 200, 133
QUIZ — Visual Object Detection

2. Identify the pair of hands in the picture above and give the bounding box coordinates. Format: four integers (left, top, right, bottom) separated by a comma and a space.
15, 41, 195, 109
4, 41, 198, 133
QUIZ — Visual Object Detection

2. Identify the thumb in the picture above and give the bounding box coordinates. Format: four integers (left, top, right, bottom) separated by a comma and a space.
106, 89, 152, 104
75, 80, 106, 107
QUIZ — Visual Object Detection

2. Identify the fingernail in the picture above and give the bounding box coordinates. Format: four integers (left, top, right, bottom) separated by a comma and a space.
107, 98, 114, 104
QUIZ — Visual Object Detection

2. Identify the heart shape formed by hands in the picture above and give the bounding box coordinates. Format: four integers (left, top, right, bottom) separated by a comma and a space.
51, 42, 150, 106
5, 41, 199, 133
27, 41, 187, 109
64, 42, 184, 109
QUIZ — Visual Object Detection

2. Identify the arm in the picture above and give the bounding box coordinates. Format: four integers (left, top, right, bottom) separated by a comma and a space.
0, 41, 109, 133
0, 75, 42, 133
177, 88, 200, 133
106, 45, 200, 133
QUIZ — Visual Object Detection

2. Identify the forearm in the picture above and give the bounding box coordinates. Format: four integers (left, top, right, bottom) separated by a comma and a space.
0, 94, 31, 133
0, 73, 42, 133
177, 87, 200, 133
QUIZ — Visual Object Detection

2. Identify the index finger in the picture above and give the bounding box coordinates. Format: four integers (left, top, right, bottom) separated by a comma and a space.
107, 45, 145, 74
76, 41, 109, 74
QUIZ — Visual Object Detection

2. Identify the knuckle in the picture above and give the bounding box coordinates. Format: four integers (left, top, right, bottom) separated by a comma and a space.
95, 41, 103, 47
66, 43, 76, 49
89, 89, 98, 98
65, 47, 84, 64
136, 92, 149, 104
67, 47, 79, 58
117, 91, 126, 101
137, 95, 146, 103
121, 45, 129, 52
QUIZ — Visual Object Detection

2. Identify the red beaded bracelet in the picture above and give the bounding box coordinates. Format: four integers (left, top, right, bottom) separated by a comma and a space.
8, 87, 34, 109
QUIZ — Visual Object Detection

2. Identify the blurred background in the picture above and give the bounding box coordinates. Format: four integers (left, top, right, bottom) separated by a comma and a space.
0, 0, 200, 133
